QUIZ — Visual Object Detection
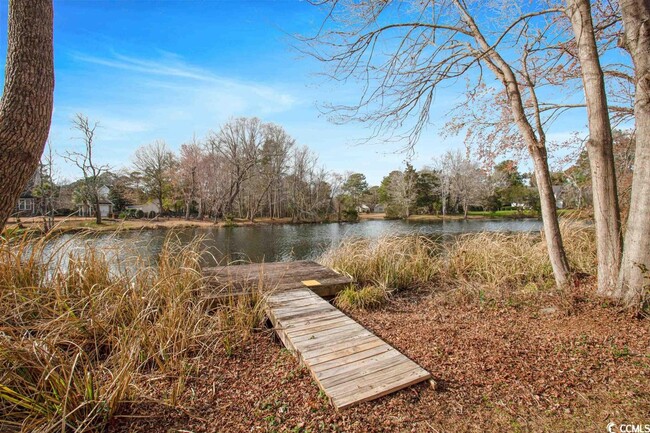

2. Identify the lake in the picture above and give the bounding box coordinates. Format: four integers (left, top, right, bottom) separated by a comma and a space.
49, 218, 543, 266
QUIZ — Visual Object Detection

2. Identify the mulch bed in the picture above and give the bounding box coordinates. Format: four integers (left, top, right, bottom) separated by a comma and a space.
112, 289, 650, 432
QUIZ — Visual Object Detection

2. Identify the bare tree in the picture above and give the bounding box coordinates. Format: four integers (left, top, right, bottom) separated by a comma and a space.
33, 143, 57, 233
305, 0, 572, 287
133, 140, 176, 216
63, 114, 109, 224
206, 117, 263, 219
616, 0, 650, 306
245, 123, 294, 221
328, 172, 345, 222
178, 139, 203, 220
433, 151, 489, 218
382, 164, 418, 218
0, 0, 54, 232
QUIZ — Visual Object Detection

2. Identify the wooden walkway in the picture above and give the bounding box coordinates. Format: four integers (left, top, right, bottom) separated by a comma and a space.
203, 261, 431, 409
266, 288, 431, 409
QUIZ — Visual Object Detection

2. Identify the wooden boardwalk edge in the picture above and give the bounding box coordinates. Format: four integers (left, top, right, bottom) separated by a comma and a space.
265, 288, 431, 410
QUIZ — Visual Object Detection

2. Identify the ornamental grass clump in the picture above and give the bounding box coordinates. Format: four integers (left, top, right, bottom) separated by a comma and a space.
0, 231, 264, 432
321, 221, 597, 300
335, 284, 389, 311
319, 235, 442, 291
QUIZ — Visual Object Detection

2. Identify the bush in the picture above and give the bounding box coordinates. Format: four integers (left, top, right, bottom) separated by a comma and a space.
342, 209, 359, 222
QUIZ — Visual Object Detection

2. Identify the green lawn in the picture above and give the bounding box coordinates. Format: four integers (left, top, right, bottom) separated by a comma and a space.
467, 209, 539, 218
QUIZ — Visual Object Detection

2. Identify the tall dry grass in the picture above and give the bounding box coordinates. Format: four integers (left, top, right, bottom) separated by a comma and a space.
0, 231, 264, 432
320, 221, 597, 307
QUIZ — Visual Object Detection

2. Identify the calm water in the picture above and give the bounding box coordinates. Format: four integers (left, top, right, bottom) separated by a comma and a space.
49, 218, 543, 266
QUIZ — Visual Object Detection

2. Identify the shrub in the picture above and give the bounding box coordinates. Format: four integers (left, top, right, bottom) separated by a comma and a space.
342, 209, 359, 222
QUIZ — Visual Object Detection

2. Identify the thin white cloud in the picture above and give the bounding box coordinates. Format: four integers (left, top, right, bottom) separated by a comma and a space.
71, 51, 298, 111
72, 52, 214, 81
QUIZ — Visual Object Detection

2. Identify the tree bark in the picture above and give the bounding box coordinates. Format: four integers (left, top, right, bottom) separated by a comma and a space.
530, 145, 572, 287
0, 0, 54, 232
94, 198, 101, 224
567, 0, 622, 295
617, 0, 650, 306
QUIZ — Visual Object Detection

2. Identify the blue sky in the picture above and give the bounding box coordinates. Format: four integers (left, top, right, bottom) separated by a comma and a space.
0, 0, 609, 185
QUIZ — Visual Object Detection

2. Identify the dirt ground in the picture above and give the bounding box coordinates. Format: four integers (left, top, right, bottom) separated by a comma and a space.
111, 288, 650, 433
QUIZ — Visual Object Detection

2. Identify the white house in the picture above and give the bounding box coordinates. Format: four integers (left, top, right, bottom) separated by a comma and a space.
125, 201, 161, 215
78, 186, 114, 218
552, 185, 565, 209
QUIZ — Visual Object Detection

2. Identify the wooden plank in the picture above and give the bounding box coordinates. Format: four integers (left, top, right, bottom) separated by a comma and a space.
332, 368, 431, 409
328, 362, 424, 399
290, 323, 365, 343
314, 348, 401, 380
306, 339, 387, 366
318, 352, 407, 387
278, 311, 343, 328
299, 334, 380, 359
285, 318, 354, 337
263, 277, 430, 409
311, 344, 395, 373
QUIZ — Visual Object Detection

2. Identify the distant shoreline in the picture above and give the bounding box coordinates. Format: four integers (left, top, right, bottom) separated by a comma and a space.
3, 209, 588, 237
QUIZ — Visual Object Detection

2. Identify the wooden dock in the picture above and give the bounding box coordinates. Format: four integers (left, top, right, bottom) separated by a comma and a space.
204, 261, 431, 409
202, 260, 354, 299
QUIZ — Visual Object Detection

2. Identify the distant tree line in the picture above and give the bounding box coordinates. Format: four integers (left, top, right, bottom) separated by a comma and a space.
24, 114, 635, 229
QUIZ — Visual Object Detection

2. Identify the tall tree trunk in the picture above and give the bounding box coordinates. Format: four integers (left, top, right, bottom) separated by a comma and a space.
617, 0, 650, 306
94, 196, 102, 224
530, 145, 572, 287
567, 0, 623, 295
501, 67, 572, 288
453, 0, 571, 287
0, 0, 54, 232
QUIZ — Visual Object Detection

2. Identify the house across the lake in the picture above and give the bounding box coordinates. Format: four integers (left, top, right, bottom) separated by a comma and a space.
552, 185, 565, 209
77, 186, 114, 218
15, 192, 37, 217
125, 201, 161, 216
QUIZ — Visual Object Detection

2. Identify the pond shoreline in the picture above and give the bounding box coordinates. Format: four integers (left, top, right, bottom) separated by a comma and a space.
3, 212, 554, 238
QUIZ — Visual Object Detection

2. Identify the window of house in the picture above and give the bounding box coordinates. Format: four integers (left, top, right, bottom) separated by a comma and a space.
18, 199, 32, 211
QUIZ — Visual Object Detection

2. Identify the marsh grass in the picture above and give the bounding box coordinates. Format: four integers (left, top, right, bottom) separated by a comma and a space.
320, 235, 442, 291
321, 221, 597, 303
0, 231, 265, 432
335, 284, 389, 311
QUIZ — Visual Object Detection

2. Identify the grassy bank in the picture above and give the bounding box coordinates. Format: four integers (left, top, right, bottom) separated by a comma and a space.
320, 221, 597, 309
1, 224, 647, 432
0, 234, 264, 432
